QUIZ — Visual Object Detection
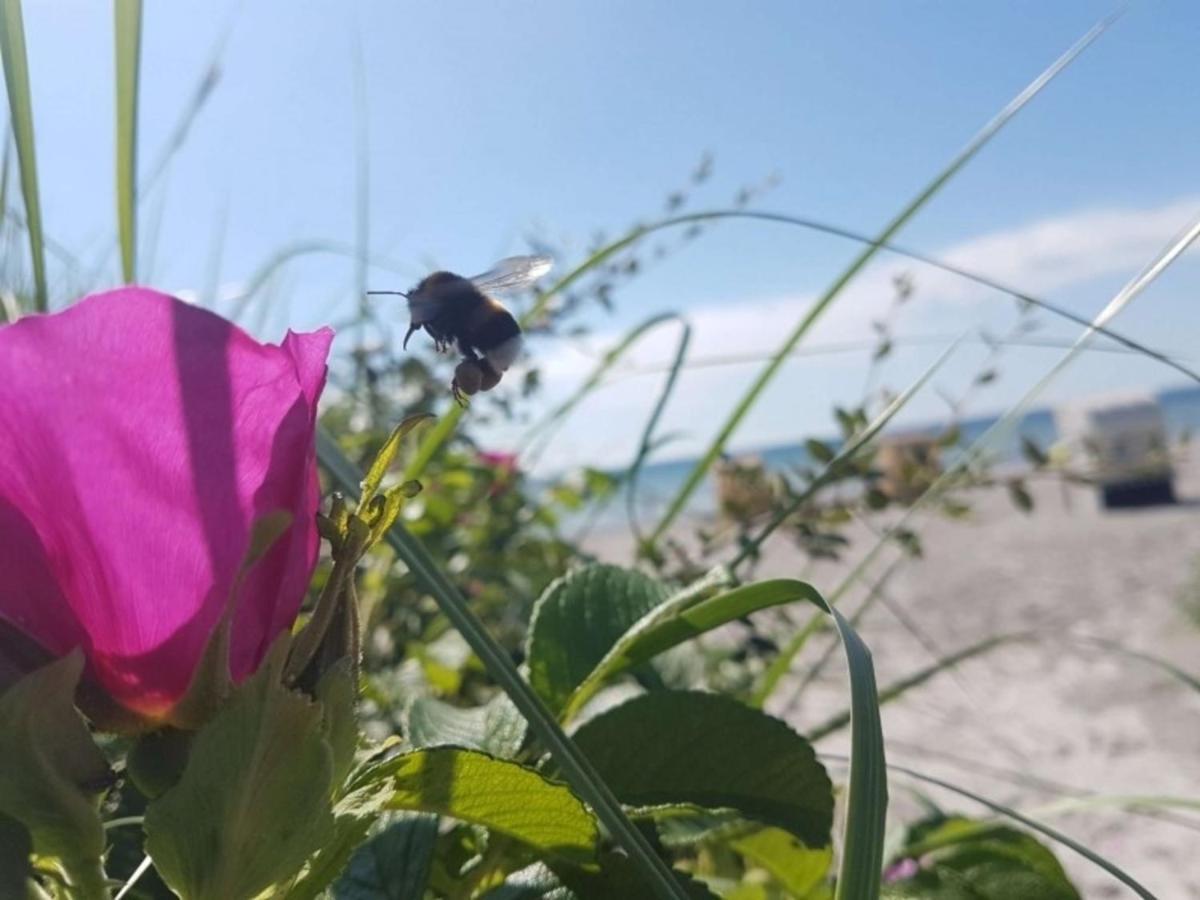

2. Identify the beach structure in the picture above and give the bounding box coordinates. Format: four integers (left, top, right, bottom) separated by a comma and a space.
876, 433, 942, 504
714, 454, 777, 521
1054, 393, 1175, 508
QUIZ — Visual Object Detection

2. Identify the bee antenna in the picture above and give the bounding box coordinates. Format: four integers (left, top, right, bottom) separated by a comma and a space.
366, 289, 409, 298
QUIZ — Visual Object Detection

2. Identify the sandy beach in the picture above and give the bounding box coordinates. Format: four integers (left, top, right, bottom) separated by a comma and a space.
585, 451, 1200, 898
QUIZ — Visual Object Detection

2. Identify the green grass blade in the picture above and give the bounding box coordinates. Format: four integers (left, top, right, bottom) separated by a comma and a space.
861, 757, 1157, 899
809, 632, 1032, 741
648, 15, 1118, 543
351, 28, 369, 323
1065, 635, 1200, 693
0, 0, 47, 311
732, 338, 960, 573
826, 605, 887, 900
521, 312, 682, 465
227, 240, 407, 323
314, 427, 690, 900
758, 213, 1200, 710
562, 578, 817, 721
114, 0, 142, 284
627, 317, 691, 542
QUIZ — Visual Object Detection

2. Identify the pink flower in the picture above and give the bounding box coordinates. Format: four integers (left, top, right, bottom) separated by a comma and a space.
884, 858, 921, 883
477, 450, 519, 473
0, 288, 332, 726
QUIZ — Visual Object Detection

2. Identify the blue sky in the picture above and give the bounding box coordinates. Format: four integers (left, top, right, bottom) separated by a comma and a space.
12, 1, 1200, 470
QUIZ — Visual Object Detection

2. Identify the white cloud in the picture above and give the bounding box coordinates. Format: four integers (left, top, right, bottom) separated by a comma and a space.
487, 198, 1200, 472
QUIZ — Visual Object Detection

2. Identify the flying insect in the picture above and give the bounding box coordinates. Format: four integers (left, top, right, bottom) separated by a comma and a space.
368, 254, 553, 404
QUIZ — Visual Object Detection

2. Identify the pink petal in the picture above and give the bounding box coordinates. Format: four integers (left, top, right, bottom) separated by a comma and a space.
0, 288, 332, 719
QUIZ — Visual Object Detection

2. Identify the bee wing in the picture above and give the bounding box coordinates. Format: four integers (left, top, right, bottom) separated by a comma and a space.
468, 254, 554, 295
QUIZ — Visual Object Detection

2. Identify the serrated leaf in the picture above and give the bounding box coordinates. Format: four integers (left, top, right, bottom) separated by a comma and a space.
554, 851, 720, 900
358, 747, 598, 864
526, 565, 668, 713
731, 827, 832, 898
333, 813, 438, 900
483, 864, 573, 900
887, 819, 1080, 899
0, 652, 110, 893
564, 579, 823, 720
568, 691, 833, 848
406, 693, 526, 758
145, 641, 336, 900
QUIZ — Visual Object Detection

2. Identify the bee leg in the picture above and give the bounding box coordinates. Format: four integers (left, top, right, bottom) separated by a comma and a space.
451, 379, 469, 407
403, 323, 419, 349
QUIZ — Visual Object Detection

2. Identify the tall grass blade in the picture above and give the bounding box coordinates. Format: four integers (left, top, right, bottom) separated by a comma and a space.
228, 240, 407, 323
627, 317, 691, 542
759, 213, 1200, 708
827, 604, 887, 900
648, 15, 1118, 543
352, 28, 369, 324
114, 0, 142, 283
0, 0, 47, 310
522, 312, 681, 464
856, 757, 1158, 899
404, 183, 1192, 482
732, 339, 960, 573
314, 427, 689, 900
808, 632, 1032, 741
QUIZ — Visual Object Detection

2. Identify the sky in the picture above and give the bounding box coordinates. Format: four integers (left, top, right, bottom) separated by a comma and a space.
10, 1, 1200, 472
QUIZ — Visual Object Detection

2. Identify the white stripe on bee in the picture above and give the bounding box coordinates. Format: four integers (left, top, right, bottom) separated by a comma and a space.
485, 334, 523, 372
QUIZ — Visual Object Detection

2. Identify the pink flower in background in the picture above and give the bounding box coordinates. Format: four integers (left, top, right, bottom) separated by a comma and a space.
477, 450, 519, 473
0, 288, 332, 725
477, 450, 519, 497
883, 858, 921, 883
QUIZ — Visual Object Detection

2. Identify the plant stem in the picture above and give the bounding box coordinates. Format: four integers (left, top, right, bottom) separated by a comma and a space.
315, 427, 688, 900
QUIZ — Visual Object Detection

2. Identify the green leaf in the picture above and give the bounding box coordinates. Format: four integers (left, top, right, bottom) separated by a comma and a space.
554, 852, 721, 900
0, 652, 110, 896
1006, 479, 1033, 513
482, 863, 570, 900
317, 430, 689, 900
145, 640, 336, 900
887, 818, 1080, 900
568, 691, 833, 848
357, 747, 598, 865
0, 812, 32, 897
805, 439, 836, 464
826, 605, 888, 900
318, 659, 360, 791
1020, 436, 1048, 468
564, 578, 821, 721
114, 0, 141, 283
359, 413, 434, 510
406, 693, 527, 758
526, 564, 668, 714
0, 0, 47, 310
731, 827, 832, 898
333, 813, 438, 900
281, 810, 375, 900
879, 761, 1152, 898
648, 17, 1116, 541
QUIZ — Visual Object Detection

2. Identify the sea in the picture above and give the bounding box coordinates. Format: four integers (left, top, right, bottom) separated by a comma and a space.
615, 384, 1200, 523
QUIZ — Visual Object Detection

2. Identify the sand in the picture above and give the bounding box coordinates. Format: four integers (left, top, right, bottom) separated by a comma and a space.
584, 452, 1200, 898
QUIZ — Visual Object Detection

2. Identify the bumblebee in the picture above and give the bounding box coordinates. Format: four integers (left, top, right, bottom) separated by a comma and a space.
370, 255, 552, 404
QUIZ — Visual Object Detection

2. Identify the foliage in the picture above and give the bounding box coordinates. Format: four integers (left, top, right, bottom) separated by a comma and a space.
3, 4, 1191, 899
